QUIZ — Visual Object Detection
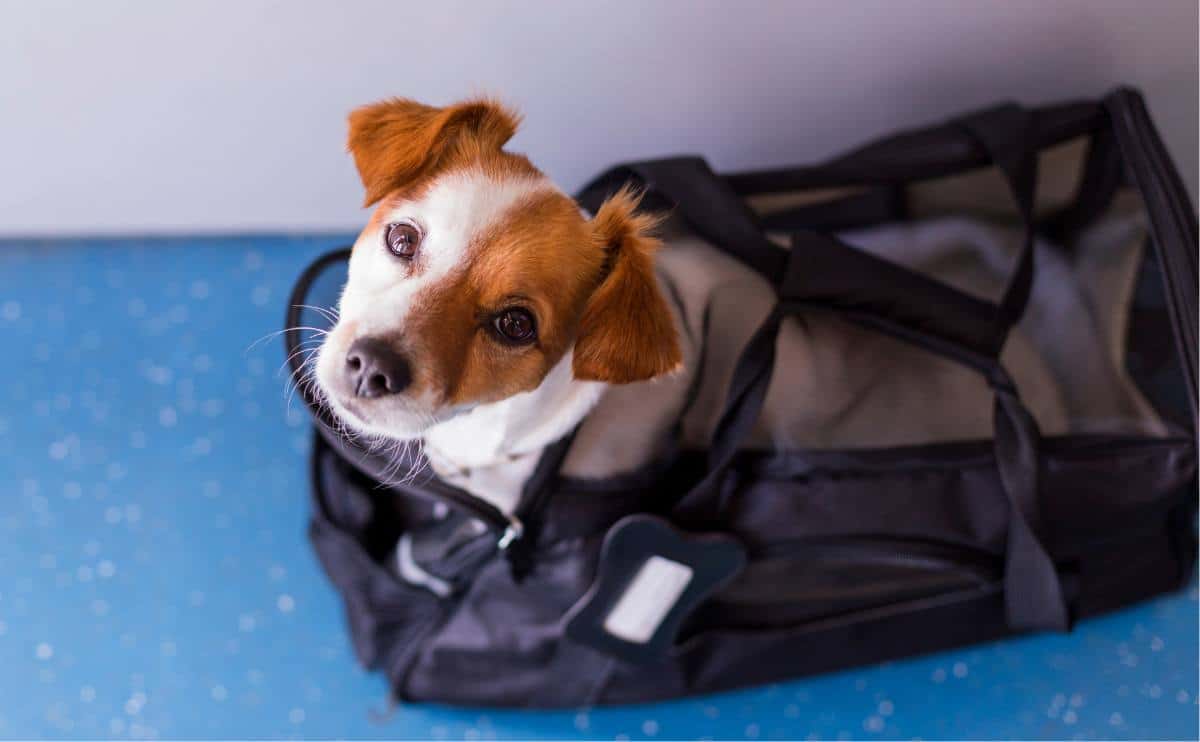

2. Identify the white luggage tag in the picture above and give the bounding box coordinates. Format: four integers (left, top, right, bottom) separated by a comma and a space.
564, 515, 746, 664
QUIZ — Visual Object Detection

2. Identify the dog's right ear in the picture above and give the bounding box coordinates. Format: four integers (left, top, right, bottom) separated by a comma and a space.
347, 97, 520, 206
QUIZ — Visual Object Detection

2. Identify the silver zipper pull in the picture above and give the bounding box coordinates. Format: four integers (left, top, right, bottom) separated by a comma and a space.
496, 515, 524, 551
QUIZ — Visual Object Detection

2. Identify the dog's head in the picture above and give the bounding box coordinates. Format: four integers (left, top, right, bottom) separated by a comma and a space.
314, 97, 681, 440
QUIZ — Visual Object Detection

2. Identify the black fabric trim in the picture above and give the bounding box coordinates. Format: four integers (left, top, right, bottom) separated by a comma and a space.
1104, 88, 1199, 423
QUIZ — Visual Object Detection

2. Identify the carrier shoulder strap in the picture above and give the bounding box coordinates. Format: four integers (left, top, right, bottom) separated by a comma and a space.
580, 157, 786, 279
580, 156, 1004, 362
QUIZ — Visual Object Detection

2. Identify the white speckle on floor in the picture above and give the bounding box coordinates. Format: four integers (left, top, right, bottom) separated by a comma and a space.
123, 691, 146, 717
0, 236, 1193, 740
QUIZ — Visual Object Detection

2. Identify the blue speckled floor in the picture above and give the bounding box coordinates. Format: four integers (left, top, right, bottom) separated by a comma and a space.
0, 236, 1196, 740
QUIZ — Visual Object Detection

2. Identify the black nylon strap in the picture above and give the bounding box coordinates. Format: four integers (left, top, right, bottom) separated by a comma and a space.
674, 286, 1070, 632
990, 371, 1069, 630
781, 229, 1001, 363
1044, 126, 1123, 246
662, 110, 1071, 628
584, 156, 1013, 362
634, 157, 789, 279
958, 104, 1069, 630
757, 186, 905, 233
956, 105, 1039, 355
721, 101, 1101, 194
674, 306, 783, 523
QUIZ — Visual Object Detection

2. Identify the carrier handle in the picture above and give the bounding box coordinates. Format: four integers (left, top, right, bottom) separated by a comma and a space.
576, 103, 1055, 364
672, 104, 1074, 626
721, 101, 1102, 195
957, 107, 1068, 630
955, 104, 1039, 354
582, 156, 1025, 363
674, 244, 1068, 631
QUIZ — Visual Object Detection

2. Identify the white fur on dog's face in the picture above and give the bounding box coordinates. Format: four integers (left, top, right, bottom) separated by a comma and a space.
311, 96, 681, 445
314, 169, 560, 439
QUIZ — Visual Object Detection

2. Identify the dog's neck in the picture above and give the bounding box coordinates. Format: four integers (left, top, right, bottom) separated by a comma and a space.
421, 350, 606, 512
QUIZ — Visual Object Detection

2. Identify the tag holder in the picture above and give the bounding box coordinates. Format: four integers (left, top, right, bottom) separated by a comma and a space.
563, 515, 746, 665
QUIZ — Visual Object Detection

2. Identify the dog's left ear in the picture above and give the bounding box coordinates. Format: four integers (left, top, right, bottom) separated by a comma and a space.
347, 97, 520, 206
573, 187, 682, 384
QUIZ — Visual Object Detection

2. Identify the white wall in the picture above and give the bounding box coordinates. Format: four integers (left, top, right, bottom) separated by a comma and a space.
1, 0, 1195, 235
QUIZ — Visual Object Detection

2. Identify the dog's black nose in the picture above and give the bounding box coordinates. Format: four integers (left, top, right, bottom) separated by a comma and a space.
345, 337, 412, 398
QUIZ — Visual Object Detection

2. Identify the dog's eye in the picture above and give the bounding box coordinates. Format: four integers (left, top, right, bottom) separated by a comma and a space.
384, 221, 421, 259
493, 308, 536, 344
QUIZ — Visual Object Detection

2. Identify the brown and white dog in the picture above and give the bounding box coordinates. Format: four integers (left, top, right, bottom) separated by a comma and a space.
314, 97, 681, 512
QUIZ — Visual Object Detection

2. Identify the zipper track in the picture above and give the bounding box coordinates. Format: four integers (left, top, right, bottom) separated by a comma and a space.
752, 534, 1000, 562
710, 536, 1002, 611
1106, 88, 1199, 421
422, 477, 515, 536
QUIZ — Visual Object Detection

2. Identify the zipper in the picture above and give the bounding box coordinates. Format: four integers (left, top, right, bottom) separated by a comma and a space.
749, 535, 1001, 572
419, 477, 520, 545
418, 428, 577, 555
503, 431, 579, 561
713, 536, 1002, 608
1105, 88, 1199, 421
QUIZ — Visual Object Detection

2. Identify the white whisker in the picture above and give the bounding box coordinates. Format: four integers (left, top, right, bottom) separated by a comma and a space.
247, 326, 329, 354
294, 303, 341, 324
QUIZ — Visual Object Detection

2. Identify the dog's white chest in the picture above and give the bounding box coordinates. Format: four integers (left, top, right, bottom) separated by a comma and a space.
423, 446, 540, 514
419, 349, 606, 513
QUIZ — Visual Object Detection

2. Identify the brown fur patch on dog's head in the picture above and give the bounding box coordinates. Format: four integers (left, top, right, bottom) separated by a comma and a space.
574, 185, 681, 383
403, 188, 606, 406
347, 97, 523, 206
318, 98, 682, 442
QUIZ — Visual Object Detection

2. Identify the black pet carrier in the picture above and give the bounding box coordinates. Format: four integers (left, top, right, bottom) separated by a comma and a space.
285, 87, 1197, 707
